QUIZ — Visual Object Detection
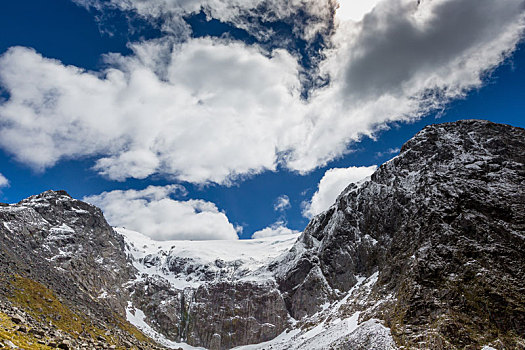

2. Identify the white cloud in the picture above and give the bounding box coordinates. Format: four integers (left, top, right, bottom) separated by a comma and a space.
0, 40, 304, 183
336, 0, 382, 22
303, 165, 377, 218
376, 147, 400, 158
251, 221, 300, 239
0, 0, 523, 185
84, 185, 239, 240
74, 0, 335, 41
274, 195, 291, 212
334, 0, 525, 103
0, 173, 9, 188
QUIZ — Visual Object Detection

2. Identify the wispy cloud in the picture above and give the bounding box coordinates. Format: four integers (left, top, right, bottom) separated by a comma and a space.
73, 0, 335, 42
375, 147, 400, 158
0, 173, 9, 188
274, 195, 291, 212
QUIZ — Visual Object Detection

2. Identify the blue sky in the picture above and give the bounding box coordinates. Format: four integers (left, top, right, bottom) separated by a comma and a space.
0, 0, 523, 239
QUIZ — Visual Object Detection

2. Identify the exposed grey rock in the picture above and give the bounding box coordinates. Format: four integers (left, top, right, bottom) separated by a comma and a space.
58, 339, 71, 349
10, 315, 24, 324
0, 190, 136, 315
277, 120, 525, 348
187, 281, 288, 349
130, 276, 289, 349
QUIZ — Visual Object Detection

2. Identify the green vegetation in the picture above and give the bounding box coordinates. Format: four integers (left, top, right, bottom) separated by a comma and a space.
9, 275, 107, 339
1, 274, 158, 349
386, 274, 525, 349
0, 311, 53, 349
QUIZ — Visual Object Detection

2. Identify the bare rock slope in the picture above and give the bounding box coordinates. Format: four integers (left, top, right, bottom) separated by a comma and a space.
277, 119, 525, 349
0, 191, 162, 349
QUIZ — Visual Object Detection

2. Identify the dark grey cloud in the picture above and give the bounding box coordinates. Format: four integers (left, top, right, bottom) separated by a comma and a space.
342, 0, 525, 102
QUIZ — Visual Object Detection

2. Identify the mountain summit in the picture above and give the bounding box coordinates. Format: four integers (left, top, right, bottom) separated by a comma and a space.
276, 119, 525, 348
1, 120, 524, 349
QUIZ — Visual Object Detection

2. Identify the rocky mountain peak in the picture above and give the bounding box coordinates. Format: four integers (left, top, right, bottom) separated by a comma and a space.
18, 189, 99, 215
277, 119, 525, 348
22, 189, 72, 200
398, 119, 524, 163
1, 186, 136, 315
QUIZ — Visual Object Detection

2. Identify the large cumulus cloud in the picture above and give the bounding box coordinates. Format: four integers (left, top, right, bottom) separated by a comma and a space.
84, 185, 239, 240
0, 0, 523, 185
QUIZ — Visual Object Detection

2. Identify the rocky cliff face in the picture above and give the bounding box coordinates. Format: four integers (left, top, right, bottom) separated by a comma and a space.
277, 119, 525, 349
1, 119, 524, 350
121, 228, 294, 349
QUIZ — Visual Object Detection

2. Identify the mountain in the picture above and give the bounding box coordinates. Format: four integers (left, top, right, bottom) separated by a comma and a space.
1, 119, 524, 350
274, 119, 525, 349
0, 190, 162, 349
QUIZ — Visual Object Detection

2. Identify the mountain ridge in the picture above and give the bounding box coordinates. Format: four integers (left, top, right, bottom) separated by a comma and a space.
1, 119, 524, 349
276, 119, 525, 348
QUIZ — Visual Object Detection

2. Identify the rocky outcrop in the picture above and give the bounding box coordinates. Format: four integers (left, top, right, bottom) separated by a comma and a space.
0, 191, 163, 349
277, 120, 525, 348
0, 190, 135, 313
132, 279, 288, 350
188, 281, 288, 349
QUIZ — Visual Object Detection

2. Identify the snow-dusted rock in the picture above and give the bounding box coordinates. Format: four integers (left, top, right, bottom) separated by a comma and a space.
0, 190, 135, 312
1, 120, 524, 349
120, 228, 297, 349
277, 120, 525, 348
